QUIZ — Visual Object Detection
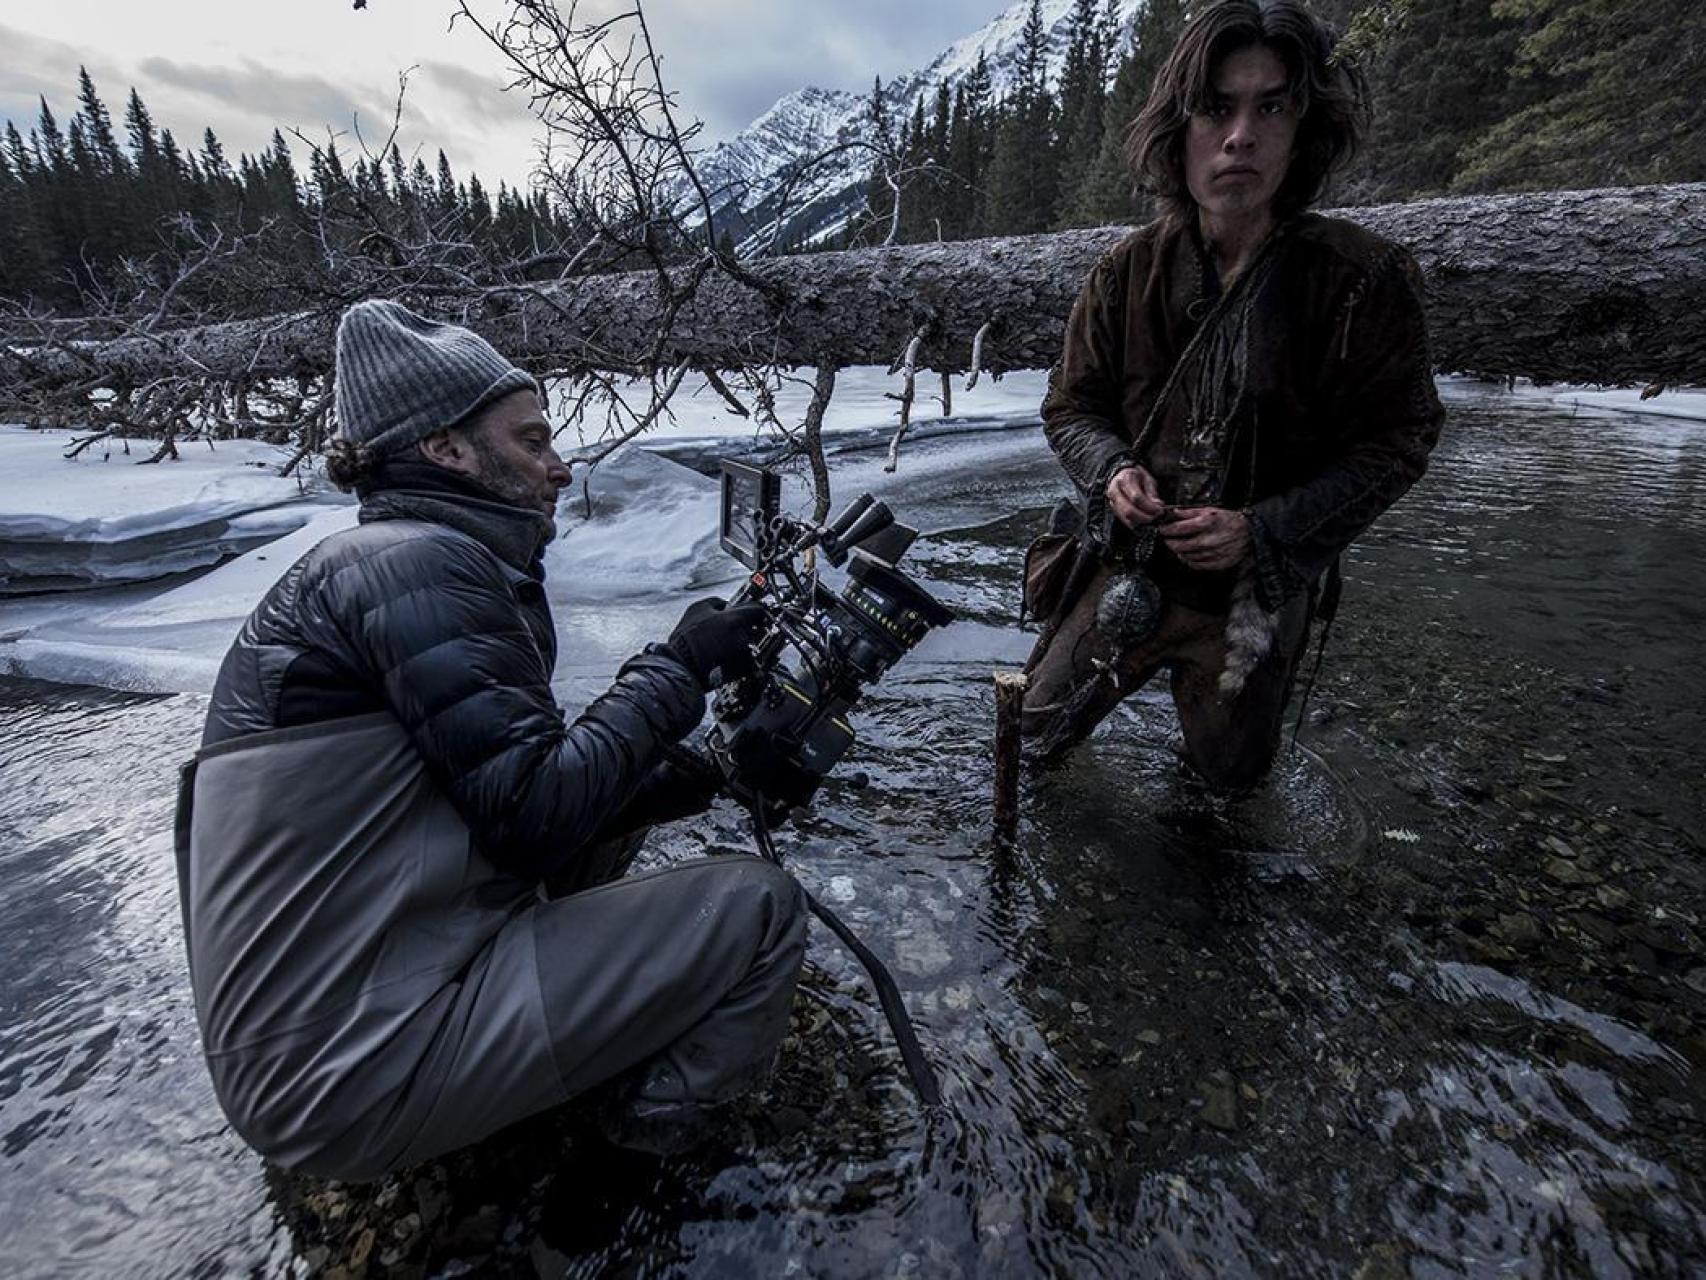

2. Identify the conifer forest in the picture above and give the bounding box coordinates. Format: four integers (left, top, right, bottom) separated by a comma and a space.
2, 0, 1700, 318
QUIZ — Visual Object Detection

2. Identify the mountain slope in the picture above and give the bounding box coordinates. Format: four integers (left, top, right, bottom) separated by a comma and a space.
689, 0, 1144, 251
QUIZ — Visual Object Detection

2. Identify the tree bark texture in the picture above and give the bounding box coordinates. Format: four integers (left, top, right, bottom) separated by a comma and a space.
6, 185, 1701, 396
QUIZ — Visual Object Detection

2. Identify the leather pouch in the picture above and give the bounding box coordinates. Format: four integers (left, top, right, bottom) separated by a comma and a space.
1020, 498, 1085, 626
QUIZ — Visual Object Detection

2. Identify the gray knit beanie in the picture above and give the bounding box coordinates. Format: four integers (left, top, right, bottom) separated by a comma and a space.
333, 300, 538, 458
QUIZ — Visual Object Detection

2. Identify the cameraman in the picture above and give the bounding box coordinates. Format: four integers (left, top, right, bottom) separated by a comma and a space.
175, 300, 806, 1180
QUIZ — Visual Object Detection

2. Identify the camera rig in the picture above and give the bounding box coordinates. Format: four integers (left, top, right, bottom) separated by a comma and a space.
705, 459, 955, 817
683, 460, 955, 1106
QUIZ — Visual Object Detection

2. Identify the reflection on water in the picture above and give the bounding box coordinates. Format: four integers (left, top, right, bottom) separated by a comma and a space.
0, 391, 1703, 1276
0, 683, 286, 1277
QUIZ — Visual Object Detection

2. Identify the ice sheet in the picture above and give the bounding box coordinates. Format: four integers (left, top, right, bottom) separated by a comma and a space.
1437, 377, 1706, 424
0, 447, 746, 694
0, 427, 347, 592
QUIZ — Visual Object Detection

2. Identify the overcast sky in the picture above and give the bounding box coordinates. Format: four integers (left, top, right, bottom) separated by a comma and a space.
1, 1, 1005, 190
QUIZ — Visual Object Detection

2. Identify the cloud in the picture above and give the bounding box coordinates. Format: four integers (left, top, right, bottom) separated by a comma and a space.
418, 61, 534, 132
0, 22, 129, 140
137, 56, 399, 143
131, 55, 536, 184
577, 0, 1006, 139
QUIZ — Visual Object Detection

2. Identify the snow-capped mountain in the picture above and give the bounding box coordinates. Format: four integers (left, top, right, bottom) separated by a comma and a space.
690, 0, 1144, 252
889, 0, 1138, 107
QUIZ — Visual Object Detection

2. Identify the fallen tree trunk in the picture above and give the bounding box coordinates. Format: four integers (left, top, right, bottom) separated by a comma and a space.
3, 185, 1701, 406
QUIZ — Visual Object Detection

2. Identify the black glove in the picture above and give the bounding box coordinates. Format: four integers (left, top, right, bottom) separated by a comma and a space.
666, 596, 767, 689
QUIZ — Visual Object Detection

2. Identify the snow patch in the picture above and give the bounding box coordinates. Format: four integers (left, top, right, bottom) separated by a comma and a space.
1437, 377, 1706, 424
0, 367, 1049, 695
0, 427, 348, 593
552, 445, 735, 599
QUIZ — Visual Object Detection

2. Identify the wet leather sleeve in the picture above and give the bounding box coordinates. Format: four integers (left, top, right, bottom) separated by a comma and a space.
1042, 252, 1138, 496
1246, 251, 1445, 610
322, 530, 706, 878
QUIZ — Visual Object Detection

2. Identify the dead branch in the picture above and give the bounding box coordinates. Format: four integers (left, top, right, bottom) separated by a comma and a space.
966, 320, 993, 390
801, 365, 836, 522
883, 330, 925, 473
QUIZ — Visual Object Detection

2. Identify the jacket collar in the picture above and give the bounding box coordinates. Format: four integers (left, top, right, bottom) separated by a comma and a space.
1183, 212, 1297, 305
357, 460, 555, 578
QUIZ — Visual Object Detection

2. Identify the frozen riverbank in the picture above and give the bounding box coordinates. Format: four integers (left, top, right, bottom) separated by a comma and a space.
0, 367, 1053, 693
0, 420, 1051, 695
5, 371, 1704, 700
0, 429, 345, 595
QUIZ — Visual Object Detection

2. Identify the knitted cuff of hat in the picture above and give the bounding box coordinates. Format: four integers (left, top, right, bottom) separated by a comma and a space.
333, 298, 539, 460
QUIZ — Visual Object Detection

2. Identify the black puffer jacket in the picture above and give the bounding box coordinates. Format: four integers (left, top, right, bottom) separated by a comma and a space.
203, 465, 706, 878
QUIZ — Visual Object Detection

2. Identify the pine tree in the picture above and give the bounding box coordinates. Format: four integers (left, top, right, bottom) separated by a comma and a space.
923, 80, 953, 239
67, 75, 130, 265
124, 88, 159, 168
75, 68, 126, 178
465, 172, 491, 235
259, 130, 304, 225
986, 0, 1060, 236
0, 141, 55, 300
897, 97, 933, 241
125, 86, 179, 240
196, 128, 239, 224
35, 99, 68, 171
1070, 0, 1187, 225
435, 149, 457, 217
862, 76, 899, 241
30, 100, 76, 298
409, 156, 435, 220
65, 118, 102, 256
5, 123, 33, 180
159, 128, 188, 208
939, 53, 997, 239
1054, 0, 1114, 227
1453, 0, 1704, 191
386, 145, 412, 223
201, 129, 229, 179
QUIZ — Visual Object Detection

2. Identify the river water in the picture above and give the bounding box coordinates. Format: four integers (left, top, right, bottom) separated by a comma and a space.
1, 386, 1702, 1277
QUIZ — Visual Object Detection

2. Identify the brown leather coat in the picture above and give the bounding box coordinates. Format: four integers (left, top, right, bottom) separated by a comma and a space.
1041, 212, 1444, 611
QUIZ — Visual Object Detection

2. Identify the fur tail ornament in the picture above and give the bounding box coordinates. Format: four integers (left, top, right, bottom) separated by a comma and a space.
1218, 561, 1277, 700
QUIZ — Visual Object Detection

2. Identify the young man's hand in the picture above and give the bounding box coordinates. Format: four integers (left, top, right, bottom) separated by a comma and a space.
1105, 464, 1166, 527
1158, 506, 1251, 571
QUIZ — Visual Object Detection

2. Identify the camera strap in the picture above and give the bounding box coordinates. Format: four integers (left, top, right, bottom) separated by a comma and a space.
751, 802, 942, 1108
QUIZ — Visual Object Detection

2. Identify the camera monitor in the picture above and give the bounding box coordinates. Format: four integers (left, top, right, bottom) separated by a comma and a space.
718, 460, 781, 569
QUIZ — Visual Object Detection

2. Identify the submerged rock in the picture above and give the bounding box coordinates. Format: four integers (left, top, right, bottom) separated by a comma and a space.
1544, 857, 1602, 888
1493, 912, 1545, 950
1196, 1071, 1241, 1132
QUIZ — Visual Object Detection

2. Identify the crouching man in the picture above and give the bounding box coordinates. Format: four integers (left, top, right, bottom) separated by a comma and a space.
175, 300, 805, 1180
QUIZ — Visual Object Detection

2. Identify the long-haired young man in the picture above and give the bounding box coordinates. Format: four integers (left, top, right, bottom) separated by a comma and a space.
1025, 0, 1443, 789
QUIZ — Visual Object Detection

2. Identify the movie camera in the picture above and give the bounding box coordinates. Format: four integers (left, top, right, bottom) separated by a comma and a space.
702, 460, 955, 816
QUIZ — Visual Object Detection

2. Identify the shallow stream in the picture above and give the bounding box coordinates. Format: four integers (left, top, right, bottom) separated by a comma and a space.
1, 387, 1702, 1277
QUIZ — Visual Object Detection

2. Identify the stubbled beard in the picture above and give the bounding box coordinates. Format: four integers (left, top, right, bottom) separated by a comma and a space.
469, 432, 548, 514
